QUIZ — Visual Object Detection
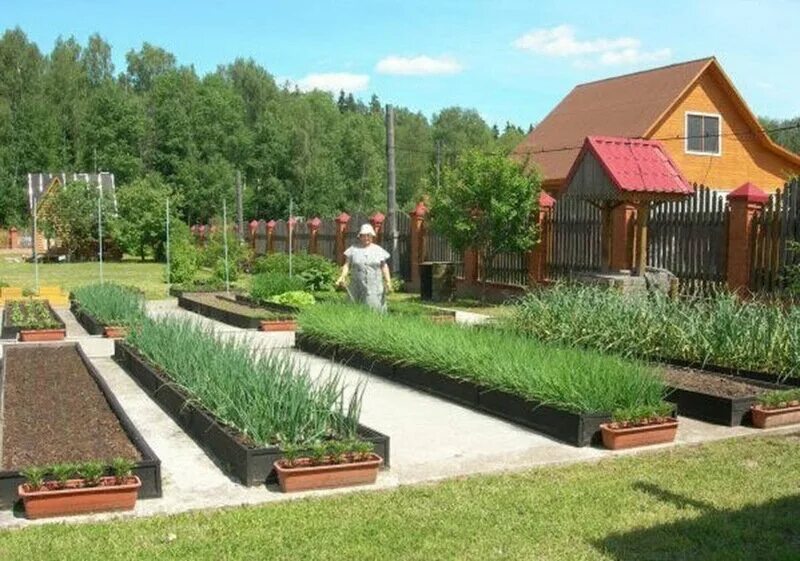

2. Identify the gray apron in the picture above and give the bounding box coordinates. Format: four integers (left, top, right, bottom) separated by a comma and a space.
344, 243, 390, 312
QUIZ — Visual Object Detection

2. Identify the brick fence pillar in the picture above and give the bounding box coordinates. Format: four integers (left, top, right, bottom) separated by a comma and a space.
335, 212, 351, 265
8, 227, 18, 249
727, 182, 768, 294
370, 212, 386, 245
528, 192, 556, 285
248, 220, 258, 250
307, 217, 321, 254
266, 220, 276, 253
407, 202, 427, 290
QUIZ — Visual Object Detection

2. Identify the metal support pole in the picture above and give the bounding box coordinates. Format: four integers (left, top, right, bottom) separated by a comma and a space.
33, 198, 39, 293
98, 192, 104, 283
386, 104, 399, 274
165, 199, 171, 285
223, 199, 230, 295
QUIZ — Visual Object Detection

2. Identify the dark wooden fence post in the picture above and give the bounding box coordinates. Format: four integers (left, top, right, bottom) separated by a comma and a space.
335, 212, 351, 265
9, 227, 19, 249
610, 203, 636, 271
287, 217, 297, 253
528, 192, 555, 285
727, 182, 768, 294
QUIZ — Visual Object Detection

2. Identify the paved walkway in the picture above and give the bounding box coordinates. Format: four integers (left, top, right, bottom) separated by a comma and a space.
0, 299, 794, 528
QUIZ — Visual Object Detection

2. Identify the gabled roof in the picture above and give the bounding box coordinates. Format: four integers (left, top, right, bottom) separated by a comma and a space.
513, 57, 800, 185
564, 136, 692, 197
27, 172, 117, 211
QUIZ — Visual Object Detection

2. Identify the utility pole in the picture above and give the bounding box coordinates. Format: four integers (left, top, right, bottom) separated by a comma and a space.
236, 170, 244, 243
435, 140, 442, 189
385, 104, 398, 274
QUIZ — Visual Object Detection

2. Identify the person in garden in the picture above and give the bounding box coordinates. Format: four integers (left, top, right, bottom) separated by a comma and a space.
336, 224, 392, 312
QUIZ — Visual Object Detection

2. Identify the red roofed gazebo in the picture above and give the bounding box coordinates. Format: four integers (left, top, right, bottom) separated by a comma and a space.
563, 136, 693, 275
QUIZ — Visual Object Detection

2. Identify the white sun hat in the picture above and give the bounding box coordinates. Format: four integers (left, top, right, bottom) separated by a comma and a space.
358, 223, 376, 237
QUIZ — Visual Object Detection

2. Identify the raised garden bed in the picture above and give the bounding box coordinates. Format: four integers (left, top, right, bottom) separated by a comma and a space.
113, 340, 389, 485
0, 343, 161, 508
70, 300, 105, 335
660, 366, 788, 426
295, 333, 614, 447
178, 293, 294, 330
1, 300, 66, 341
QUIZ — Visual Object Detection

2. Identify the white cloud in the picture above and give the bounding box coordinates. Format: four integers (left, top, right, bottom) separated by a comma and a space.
375, 55, 463, 76
287, 72, 370, 94
599, 47, 671, 65
513, 25, 671, 66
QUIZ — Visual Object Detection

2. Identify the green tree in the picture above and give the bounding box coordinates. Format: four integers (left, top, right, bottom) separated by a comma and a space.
432, 107, 493, 164
116, 174, 176, 260
760, 116, 800, 155
429, 150, 541, 300
125, 42, 176, 92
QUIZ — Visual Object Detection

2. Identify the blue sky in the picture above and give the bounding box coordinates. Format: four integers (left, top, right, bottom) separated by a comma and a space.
3, 0, 799, 127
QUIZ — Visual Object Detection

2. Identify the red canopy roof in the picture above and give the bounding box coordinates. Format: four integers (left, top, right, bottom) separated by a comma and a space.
566, 136, 693, 195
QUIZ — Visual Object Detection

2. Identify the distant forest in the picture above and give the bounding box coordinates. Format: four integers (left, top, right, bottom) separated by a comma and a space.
1, 27, 797, 227
0, 28, 528, 226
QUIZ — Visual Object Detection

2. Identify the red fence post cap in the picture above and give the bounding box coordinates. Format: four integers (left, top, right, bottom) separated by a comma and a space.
411, 201, 427, 218
266, 220, 276, 230
728, 182, 769, 204
249, 219, 259, 232
539, 192, 556, 209
370, 212, 386, 225
335, 212, 351, 224
307, 217, 322, 229
287, 216, 297, 227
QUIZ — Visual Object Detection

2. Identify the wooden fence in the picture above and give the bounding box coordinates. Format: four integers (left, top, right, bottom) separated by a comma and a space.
647, 185, 728, 293
546, 198, 603, 278
750, 179, 800, 293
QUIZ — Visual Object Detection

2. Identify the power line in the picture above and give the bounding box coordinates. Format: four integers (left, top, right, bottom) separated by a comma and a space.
392, 122, 800, 158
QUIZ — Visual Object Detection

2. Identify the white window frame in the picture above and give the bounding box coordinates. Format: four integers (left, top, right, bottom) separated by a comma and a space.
685, 111, 722, 156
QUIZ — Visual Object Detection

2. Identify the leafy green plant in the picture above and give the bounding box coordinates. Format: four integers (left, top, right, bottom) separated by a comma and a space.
309, 441, 328, 465
21, 466, 47, 491
165, 221, 199, 284
299, 303, 668, 414
5, 299, 61, 329
250, 273, 305, 301
280, 443, 303, 468
71, 283, 145, 327
78, 461, 106, 487
505, 283, 800, 379
126, 315, 363, 446
300, 267, 336, 292
350, 440, 375, 462
326, 440, 349, 464
268, 291, 315, 308
50, 463, 78, 489
756, 388, 800, 409
110, 457, 136, 483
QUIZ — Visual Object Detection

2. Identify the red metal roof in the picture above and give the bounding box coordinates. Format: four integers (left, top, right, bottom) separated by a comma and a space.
567, 136, 693, 194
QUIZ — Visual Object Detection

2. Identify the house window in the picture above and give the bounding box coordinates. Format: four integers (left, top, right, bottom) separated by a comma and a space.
685, 113, 721, 155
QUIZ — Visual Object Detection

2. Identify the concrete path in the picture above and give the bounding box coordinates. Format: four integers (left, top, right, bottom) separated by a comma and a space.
1, 299, 795, 528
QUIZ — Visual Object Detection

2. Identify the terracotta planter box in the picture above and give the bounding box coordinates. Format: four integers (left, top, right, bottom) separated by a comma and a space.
275, 454, 382, 493
103, 326, 127, 339
19, 476, 141, 519
18, 328, 66, 342
751, 404, 800, 428
600, 419, 679, 450
259, 319, 296, 332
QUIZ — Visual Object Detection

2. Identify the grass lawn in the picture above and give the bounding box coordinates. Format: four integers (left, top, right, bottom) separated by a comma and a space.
2, 435, 798, 560
0, 260, 169, 300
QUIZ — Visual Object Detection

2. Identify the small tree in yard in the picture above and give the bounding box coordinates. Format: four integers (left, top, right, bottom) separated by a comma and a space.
116, 174, 180, 261
429, 150, 541, 300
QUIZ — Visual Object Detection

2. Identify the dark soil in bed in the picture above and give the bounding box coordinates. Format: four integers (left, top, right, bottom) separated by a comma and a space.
660, 366, 774, 398
1, 345, 141, 469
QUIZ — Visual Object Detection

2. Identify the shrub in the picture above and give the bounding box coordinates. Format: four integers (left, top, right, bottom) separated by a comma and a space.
253, 253, 338, 291
166, 222, 199, 284
268, 290, 316, 308
251, 273, 306, 302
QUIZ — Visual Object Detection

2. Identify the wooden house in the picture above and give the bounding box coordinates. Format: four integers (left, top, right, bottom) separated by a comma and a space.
513, 57, 800, 193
